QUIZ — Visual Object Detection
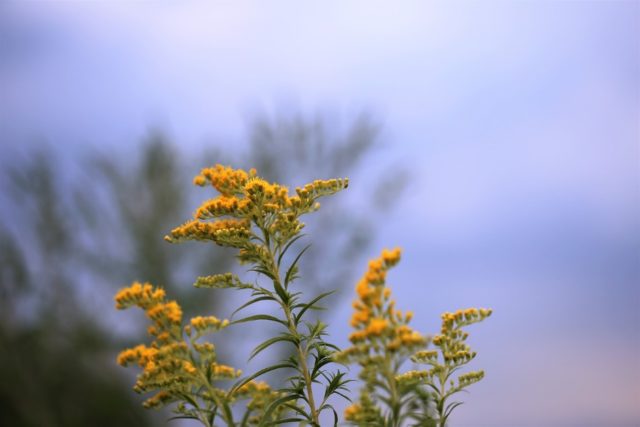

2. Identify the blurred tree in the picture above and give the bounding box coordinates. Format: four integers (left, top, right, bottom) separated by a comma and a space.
0, 110, 407, 426
0, 151, 154, 427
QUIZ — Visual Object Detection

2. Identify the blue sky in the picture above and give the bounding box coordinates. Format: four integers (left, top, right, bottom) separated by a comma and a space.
1, 2, 639, 426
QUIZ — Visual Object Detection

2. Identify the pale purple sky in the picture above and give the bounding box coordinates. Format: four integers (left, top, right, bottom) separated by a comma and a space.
1, 2, 639, 426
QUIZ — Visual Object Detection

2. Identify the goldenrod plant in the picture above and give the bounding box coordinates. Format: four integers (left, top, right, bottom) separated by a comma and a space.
115, 165, 491, 426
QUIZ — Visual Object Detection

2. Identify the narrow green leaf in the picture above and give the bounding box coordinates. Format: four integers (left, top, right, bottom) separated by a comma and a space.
294, 290, 335, 324
258, 394, 301, 427
239, 407, 253, 427
284, 244, 311, 288
168, 415, 199, 421
230, 314, 288, 327
318, 405, 339, 427
231, 295, 276, 318
250, 266, 275, 280
221, 402, 235, 426
277, 233, 306, 268
282, 402, 309, 417
444, 400, 464, 419
268, 417, 307, 425
273, 280, 290, 304
249, 334, 299, 361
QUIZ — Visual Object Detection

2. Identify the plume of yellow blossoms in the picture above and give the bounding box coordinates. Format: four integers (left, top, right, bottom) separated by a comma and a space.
114, 282, 282, 425
335, 248, 429, 426
117, 165, 350, 426
338, 248, 492, 427
165, 164, 348, 257
404, 307, 492, 427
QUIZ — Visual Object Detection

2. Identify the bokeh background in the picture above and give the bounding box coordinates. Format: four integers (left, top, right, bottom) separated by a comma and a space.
1, 2, 638, 427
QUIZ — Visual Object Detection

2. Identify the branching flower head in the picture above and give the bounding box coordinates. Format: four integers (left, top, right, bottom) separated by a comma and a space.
338, 248, 426, 362
336, 248, 429, 425
165, 164, 348, 257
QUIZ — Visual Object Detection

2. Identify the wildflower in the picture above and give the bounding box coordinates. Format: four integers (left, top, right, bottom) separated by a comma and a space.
410, 306, 492, 425
338, 248, 428, 425
114, 282, 241, 414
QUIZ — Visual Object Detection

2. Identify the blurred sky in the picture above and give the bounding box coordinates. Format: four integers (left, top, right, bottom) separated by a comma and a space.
1, 2, 639, 426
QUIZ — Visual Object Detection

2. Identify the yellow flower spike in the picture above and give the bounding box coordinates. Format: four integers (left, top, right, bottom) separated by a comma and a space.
166, 218, 251, 244
115, 281, 241, 414
189, 315, 228, 334
396, 370, 430, 384
212, 364, 241, 379
195, 196, 242, 220
117, 345, 145, 367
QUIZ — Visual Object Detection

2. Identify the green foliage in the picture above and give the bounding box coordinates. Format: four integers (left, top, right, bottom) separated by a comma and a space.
116, 164, 492, 426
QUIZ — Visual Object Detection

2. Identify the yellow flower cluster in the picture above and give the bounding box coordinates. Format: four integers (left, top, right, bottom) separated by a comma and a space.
458, 370, 485, 387
193, 164, 256, 196
342, 391, 381, 424
190, 315, 229, 331
337, 248, 428, 425
408, 306, 492, 424
395, 369, 431, 385
167, 218, 250, 244
115, 282, 182, 327
193, 272, 254, 290
114, 282, 240, 411
342, 248, 426, 354
431, 308, 492, 366
344, 404, 362, 421
165, 164, 348, 253
114, 282, 166, 310
212, 364, 242, 379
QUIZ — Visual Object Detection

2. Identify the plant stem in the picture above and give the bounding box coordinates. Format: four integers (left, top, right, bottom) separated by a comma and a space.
261, 228, 320, 426
384, 358, 401, 427
282, 301, 320, 425
437, 371, 447, 427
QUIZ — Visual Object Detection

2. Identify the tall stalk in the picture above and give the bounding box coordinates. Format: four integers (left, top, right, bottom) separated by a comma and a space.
261, 228, 320, 425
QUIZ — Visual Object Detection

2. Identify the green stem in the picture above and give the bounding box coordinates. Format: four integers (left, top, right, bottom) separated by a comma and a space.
282, 301, 320, 425
187, 335, 234, 427
383, 357, 401, 427
437, 369, 447, 427
261, 227, 320, 426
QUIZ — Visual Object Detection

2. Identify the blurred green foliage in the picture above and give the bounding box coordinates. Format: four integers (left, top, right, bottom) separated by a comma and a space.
0, 112, 406, 426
